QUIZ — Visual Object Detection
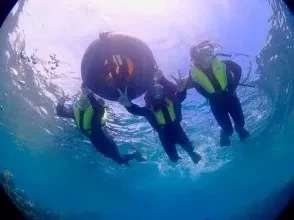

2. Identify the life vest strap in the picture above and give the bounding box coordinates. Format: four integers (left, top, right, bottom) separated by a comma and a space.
204, 71, 223, 93
79, 110, 91, 136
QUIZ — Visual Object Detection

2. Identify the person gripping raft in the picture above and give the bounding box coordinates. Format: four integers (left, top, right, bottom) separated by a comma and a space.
186, 41, 250, 146
118, 69, 202, 164
56, 83, 146, 165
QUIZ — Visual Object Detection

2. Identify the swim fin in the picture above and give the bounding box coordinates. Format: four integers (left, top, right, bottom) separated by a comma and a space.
135, 151, 147, 162
220, 131, 231, 146
236, 127, 250, 142
189, 152, 202, 164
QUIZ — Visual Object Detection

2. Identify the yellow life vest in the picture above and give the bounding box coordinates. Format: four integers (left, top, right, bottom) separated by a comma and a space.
151, 99, 176, 125
73, 106, 107, 136
190, 59, 228, 93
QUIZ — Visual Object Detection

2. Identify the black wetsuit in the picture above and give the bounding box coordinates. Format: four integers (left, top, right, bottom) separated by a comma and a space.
0, 0, 18, 27
126, 78, 194, 162
56, 93, 137, 165
189, 60, 245, 137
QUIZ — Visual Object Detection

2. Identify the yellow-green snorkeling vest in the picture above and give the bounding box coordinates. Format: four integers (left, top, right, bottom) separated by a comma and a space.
151, 98, 176, 125
190, 59, 228, 93
73, 106, 107, 136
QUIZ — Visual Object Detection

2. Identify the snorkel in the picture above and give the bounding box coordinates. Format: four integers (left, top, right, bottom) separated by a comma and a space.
190, 41, 217, 69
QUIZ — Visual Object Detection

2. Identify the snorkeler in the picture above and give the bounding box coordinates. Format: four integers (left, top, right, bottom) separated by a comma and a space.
56, 83, 146, 165
118, 69, 202, 164
186, 41, 250, 146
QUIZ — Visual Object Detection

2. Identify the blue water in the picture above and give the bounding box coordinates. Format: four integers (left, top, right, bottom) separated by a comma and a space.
1, 0, 294, 219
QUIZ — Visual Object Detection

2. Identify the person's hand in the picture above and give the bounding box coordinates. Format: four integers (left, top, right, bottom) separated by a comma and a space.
171, 69, 186, 92
59, 96, 67, 103
154, 69, 164, 80
117, 87, 132, 107
58, 94, 69, 105
81, 83, 92, 96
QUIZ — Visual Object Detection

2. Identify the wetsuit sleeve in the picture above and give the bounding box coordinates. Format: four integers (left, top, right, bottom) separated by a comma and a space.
144, 93, 153, 108
87, 93, 106, 138
158, 75, 177, 96
185, 75, 195, 90
126, 103, 160, 131
125, 103, 150, 117
176, 90, 187, 103
56, 100, 74, 118
223, 60, 242, 91
87, 93, 105, 119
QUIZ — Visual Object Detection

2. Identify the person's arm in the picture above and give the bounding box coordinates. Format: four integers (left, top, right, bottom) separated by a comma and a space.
176, 89, 187, 103
81, 84, 105, 118
126, 103, 161, 132
224, 60, 242, 91
155, 69, 177, 95
117, 87, 152, 117
185, 77, 195, 90
143, 93, 152, 108
56, 99, 74, 119
185, 71, 195, 90
125, 103, 151, 117
158, 75, 177, 95
87, 93, 105, 118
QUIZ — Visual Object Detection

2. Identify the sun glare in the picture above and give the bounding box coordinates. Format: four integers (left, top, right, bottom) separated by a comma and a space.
91, 0, 172, 16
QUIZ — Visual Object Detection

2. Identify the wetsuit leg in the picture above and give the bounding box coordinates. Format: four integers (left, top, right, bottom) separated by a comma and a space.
90, 128, 137, 165
175, 124, 202, 164
158, 129, 180, 163
227, 93, 245, 129
228, 93, 249, 141
174, 124, 194, 153
210, 98, 233, 146
210, 100, 233, 136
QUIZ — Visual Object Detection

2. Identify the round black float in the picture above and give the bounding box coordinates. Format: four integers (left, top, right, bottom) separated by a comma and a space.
81, 32, 157, 101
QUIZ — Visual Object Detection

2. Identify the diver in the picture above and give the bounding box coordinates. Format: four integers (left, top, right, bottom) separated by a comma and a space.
56, 83, 146, 165
186, 41, 250, 146
118, 69, 202, 164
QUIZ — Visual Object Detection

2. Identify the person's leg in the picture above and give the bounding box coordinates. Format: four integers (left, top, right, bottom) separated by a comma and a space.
175, 124, 202, 164
91, 129, 143, 165
210, 99, 233, 146
228, 94, 249, 141
159, 132, 181, 163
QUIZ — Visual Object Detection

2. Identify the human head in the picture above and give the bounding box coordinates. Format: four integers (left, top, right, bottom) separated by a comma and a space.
74, 92, 91, 110
148, 81, 165, 101
190, 42, 215, 69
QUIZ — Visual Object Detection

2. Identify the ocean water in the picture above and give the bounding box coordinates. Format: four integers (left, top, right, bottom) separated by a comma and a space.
0, 0, 294, 219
